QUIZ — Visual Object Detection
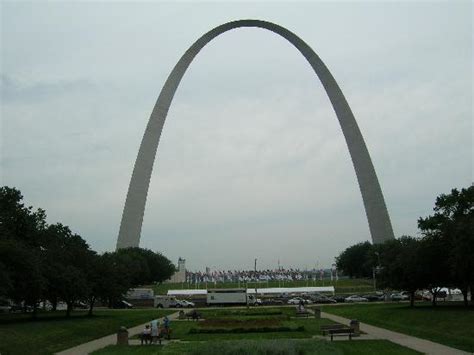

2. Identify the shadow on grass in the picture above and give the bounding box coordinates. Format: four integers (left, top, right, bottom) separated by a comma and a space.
386, 302, 474, 312
0, 311, 112, 324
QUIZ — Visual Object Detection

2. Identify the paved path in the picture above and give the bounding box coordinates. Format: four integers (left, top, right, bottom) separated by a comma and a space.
56, 311, 180, 355
321, 311, 470, 355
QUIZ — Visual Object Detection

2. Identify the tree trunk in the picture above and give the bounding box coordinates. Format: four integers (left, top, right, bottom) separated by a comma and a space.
66, 302, 72, 317
461, 287, 469, 307
88, 297, 95, 317
469, 285, 473, 306
52, 297, 58, 311
410, 291, 415, 307
431, 290, 437, 307
32, 303, 38, 319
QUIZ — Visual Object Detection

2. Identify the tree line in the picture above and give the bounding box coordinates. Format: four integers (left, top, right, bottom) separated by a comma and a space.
336, 185, 473, 307
0, 186, 176, 317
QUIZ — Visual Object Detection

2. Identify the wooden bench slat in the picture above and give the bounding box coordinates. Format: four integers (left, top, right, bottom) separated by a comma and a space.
321, 324, 347, 330
328, 328, 354, 341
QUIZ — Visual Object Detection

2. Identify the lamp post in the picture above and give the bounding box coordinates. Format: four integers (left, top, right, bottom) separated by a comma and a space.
373, 251, 380, 291
373, 266, 376, 291
254, 258, 258, 303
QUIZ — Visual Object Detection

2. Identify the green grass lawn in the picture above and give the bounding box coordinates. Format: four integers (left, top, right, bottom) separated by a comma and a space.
151, 278, 374, 295
0, 309, 172, 355
94, 339, 420, 355
322, 303, 474, 353
167, 317, 329, 341
129, 306, 333, 341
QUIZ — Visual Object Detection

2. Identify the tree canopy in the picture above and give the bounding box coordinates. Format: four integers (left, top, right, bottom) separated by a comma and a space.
335, 185, 473, 307
0, 186, 176, 317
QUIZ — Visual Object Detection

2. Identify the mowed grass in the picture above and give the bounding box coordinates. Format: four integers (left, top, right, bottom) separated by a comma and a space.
322, 302, 474, 353
94, 339, 420, 355
131, 307, 333, 341
0, 309, 172, 355
94, 306, 420, 354
168, 317, 329, 341
152, 278, 374, 295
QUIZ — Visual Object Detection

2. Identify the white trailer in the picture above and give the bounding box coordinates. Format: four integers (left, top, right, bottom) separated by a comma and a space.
126, 288, 154, 300
207, 288, 258, 305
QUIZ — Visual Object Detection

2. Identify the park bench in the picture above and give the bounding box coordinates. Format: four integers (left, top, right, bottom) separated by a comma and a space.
320, 324, 349, 336
328, 327, 354, 341
185, 310, 202, 321
295, 309, 310, 318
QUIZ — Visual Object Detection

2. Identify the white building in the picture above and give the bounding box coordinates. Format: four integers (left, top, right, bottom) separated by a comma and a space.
168, 257, 186, 283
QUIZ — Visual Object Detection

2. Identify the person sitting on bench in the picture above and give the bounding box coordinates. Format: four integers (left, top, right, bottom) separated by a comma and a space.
141, 325, 152, 345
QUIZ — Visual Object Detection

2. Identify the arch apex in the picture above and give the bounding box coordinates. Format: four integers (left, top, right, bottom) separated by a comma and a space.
116, 19, 395, 250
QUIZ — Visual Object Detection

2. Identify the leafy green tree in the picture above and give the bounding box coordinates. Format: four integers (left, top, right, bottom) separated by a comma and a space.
0, 261, 11, 298
113, 247, 176, 286
0, 238, 45, 316
1, 186, 178, 317
0, 187, 47, 317
336, 241, 373, 278
84, 253, 129, 316
99, 252, 135, 308
0, 186, 47, 247
418, 186, 474, 306
377, 236, 425, 307
41, 223, 95, 316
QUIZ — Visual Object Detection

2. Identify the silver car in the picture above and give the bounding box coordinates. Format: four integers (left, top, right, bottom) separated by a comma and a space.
344, 295, 369, 303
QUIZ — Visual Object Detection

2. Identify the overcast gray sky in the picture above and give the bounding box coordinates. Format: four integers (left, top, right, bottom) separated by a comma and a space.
1, 1, 472, 271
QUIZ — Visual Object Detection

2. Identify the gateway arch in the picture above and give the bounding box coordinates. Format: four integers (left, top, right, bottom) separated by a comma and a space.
116, 19, 395, 250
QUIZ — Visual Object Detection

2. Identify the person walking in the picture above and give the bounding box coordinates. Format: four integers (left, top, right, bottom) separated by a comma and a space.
150, 318, 160, 344
163, 315, 171, 340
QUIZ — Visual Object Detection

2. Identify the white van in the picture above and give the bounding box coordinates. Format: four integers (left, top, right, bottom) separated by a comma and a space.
154, 295, 178, 308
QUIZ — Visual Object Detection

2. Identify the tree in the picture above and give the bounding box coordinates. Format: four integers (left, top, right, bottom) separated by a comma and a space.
113, 247, 176, 286
336, 241, 373, 278
84, 253, 127, 316
99, 252, 135, 308
41, 223, 95, 316
0, 260, 11, 298
377, 236, 425, 307
1, 186, 178, 317
0, 187, 47, 317
418, 186, 474, 306
0, 238, 46, 316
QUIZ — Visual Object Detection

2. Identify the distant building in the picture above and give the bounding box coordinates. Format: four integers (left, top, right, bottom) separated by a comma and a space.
168, 257, 186, 283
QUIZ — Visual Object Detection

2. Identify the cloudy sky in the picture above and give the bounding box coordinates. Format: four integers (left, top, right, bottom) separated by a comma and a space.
1, 1, 472, 271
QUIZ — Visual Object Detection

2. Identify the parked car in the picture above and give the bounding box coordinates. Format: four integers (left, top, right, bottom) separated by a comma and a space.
113, 300, 133, 309
390, 292, 409, 301
252, 298, 263, 306
329, 295, 347, 303
344, 295, 369, 303
0, 300, 11, 313
361, 294, 383, 302
264, 298, 285, 305
8, 302, 33, 313
176, 300, 195, 308
310, 294, 337, 304
74, 301, 88, 309
287, 297, 313, 305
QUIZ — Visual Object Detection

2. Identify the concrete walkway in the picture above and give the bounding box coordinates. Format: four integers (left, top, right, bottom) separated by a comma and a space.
56, 311, 180, 355
321, 311, 470, 355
